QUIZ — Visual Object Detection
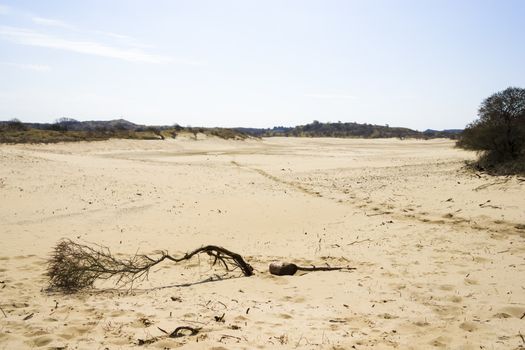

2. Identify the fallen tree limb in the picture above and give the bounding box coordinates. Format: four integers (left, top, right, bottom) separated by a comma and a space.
46, 239, 253, 293
269, 262, 356, 276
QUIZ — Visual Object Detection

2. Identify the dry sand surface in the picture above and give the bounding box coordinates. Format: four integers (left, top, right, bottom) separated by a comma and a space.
1, 137, 524, 349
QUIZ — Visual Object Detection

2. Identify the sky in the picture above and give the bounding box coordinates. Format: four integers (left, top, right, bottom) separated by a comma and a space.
0, 1, 524, 130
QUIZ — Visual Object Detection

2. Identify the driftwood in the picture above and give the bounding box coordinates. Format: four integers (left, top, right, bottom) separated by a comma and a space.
47, 239, 253, 293
269, 262, 356, 276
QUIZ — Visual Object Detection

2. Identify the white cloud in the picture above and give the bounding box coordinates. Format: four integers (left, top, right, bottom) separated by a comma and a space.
0, 61, 51, 72
95, 31, 133, 41
31, 16, 74, 29
93, 30, 156, 50
0, 26, 175, 64
0, 4, 9, 15
305, 94, 358, 100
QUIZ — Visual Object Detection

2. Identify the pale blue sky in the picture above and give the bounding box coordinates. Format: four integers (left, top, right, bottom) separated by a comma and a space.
0, 1, 523, 130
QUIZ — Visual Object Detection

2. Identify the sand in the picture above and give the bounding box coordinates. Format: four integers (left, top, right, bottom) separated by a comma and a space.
0, 137, 524, 349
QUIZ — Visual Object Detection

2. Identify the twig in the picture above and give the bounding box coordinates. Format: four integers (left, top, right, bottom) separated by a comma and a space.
269, 262, 356, 276
220, 334, 242, 341
216, 301, 227, 309
366, 213, 386, 217
297, 265, 356, 272
214, 313, 225, 322
0, 306, 6, 318
347, 238, 372, 246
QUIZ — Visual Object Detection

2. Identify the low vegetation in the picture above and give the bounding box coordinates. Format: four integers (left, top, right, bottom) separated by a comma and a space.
1, 117, 460, 144
0, 119, 250, 144
457, 87, 525, 175
236, 121, 461, 139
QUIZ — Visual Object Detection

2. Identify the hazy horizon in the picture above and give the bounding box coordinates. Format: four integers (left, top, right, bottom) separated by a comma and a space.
1, 0, 524, 130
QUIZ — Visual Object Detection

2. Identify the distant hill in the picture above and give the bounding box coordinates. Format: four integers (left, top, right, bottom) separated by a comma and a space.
25, 118, 143, 131
423, 129, 463, 138
0, 118, 251, 143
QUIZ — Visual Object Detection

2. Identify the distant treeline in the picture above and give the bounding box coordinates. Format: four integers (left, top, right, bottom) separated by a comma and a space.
0, 118, 249, 143
0, 118, 461, 144
236, 120, 462, 139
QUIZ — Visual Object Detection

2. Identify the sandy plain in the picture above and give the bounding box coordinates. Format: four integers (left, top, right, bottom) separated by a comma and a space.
0, 136, 524, 349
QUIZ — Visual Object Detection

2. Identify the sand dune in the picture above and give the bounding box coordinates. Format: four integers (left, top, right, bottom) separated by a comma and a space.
1, 137, 524, 349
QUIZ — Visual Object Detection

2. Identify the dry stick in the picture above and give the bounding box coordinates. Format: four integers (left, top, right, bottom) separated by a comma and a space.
47, 240, 253, 293
347, 238, 372, 246
296, 265, 356, 272
0, 306, 6, 318
269, 262, 356, 276
220, 334, 242, 341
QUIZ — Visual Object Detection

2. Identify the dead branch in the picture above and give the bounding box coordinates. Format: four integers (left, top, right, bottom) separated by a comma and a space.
269, 262, 356, 276
46, 239, 253, 293
169, 326, 201, 338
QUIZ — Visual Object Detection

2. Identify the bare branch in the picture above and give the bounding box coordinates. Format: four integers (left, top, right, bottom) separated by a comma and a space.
46, 240, 253, 293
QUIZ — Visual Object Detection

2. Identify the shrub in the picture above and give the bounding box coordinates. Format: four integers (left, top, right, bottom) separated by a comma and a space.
458, 87, 525, 174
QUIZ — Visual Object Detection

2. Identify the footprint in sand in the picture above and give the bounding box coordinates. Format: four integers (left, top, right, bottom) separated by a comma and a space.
439, 284, 455, 291
464, 277, 479, 285
448, 295, 463, 303
495, 306, 525, 318
430, 335, 452, 347
281, 295, 305, 303
25, 335, 54, 347
459, 321, 478, 332
58, 325, 92, 340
